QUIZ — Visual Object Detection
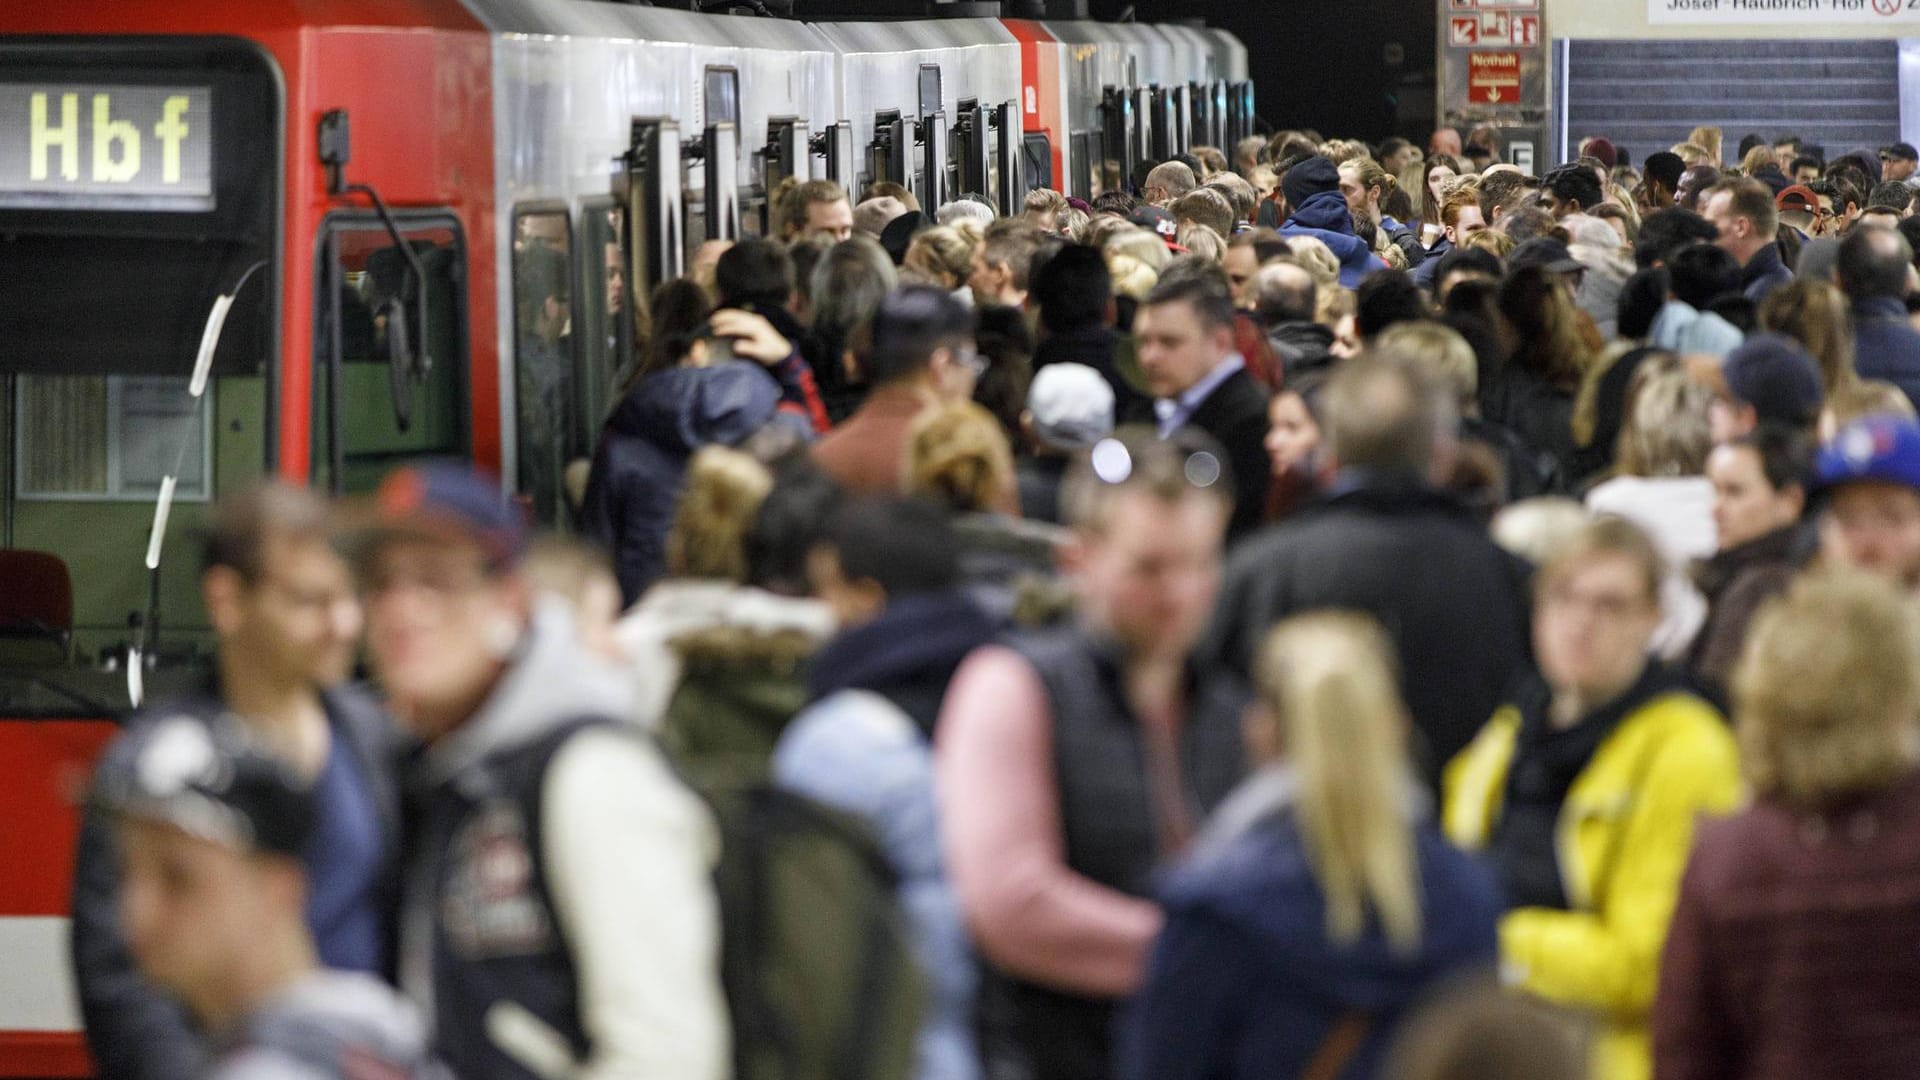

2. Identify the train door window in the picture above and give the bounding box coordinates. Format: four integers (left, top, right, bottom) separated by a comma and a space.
313, 213, 468, 496
705, 66, 741, 127
1070, 132, 1093, 201
1023, 134, 1053, 192
578, 200, 632, 442
511, 206, 576, 528
918, 65, 943, 118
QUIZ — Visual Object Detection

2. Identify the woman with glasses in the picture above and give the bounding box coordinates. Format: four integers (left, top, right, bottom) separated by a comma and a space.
1443, 516, 1741, 1080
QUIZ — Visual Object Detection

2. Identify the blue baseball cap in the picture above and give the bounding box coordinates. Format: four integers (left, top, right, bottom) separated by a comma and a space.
1815, 416, 1920, 496
352, 460, 527, 570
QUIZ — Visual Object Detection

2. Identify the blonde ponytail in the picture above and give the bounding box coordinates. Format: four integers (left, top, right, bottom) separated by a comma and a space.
1256, 612, 1423, 952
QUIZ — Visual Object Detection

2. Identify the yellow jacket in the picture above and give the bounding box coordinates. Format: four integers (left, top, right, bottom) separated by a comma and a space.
1443, 691, 1741, 1080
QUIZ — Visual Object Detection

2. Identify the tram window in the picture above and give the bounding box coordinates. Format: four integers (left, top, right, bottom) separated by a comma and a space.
15, 375, 210, 501
919, 65, 942, 119
511, 207, 576, 528
313, 214, 468, 496
706, 67, 740, 127
578, 201, 633, 441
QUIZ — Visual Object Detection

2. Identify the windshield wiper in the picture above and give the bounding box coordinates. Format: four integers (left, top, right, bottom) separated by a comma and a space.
132, 258, 265, 707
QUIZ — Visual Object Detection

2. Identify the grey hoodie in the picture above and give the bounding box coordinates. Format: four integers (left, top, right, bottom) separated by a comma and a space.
210, 971, 446, 1080
399, 601, 730, 1080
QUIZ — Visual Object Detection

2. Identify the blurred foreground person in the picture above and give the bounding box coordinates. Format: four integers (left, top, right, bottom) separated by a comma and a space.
100, 719, 443, 1080
1383, 978, 1588, 1080
1205, 354, 1530, 783
73, 484, 397, 1080
1119, 613, 1500, 1080
1445, 516, 1741, 1080
1657, 571, 1920, 1080
774, 498, 997, 1080
360, 463, 728, 1080
938, 429, 1245, 1080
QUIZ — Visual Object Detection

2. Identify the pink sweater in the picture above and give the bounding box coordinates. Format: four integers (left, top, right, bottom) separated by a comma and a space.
934, 645, 1163, 997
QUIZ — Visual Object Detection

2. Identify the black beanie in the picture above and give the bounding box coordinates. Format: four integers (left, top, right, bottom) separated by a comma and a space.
1282, 156, 1340, 210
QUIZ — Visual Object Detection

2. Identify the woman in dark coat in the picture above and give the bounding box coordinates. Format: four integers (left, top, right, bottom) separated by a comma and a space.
1118, 612, 1501, 1080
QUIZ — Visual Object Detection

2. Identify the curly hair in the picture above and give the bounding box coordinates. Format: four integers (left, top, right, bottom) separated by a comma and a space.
1735, 570, 1920, 809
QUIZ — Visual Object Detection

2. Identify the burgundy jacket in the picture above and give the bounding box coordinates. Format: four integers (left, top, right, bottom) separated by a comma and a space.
1654, 769, 1920, 1080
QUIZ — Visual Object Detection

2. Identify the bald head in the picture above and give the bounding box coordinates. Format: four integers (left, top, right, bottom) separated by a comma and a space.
1144, 161, 1199, 204
1429, 128, 1463, 158
1838, 225, 1914, 302
1253, 262, 1317, 325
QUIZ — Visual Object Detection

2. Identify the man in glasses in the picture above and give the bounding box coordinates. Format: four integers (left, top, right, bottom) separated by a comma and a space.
73, 484, 400, 1080
814, 284, 985, 497
356, 462, 728, 1080
938, 429, 1246, 1080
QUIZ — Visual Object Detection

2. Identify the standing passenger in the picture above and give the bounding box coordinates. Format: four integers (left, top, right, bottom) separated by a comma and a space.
1133, 267, 1274, 537
1445, 516, 1741, 1080
1657, 570, 1920, 1080
1119, 613, 1500, 1080
938, 430, 1245, 1080
773, 498, 997, 1080
73, 484, 398, 1080
100, 720, 443, 1080
361, 463, 729, 1080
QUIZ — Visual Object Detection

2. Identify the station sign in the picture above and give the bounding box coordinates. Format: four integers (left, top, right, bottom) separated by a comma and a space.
1449, 12, 1541, 46
0, 83, 214, 211
1651, 0, 1920, 22
1465, 51, 1523, 104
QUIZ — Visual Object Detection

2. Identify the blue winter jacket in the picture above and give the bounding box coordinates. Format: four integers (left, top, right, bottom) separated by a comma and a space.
1116, 768, 1502, 1080
772, 592, 997, 1080
579, 362, 784, 605
1853, 296, 1920, 414
1281, 191, 1388, 287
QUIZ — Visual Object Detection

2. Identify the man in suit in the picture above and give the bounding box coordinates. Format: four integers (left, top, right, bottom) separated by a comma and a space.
1133, 265, 1273, 537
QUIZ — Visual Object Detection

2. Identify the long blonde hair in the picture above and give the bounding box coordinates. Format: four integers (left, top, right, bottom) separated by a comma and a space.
1255, 612, 1422, 952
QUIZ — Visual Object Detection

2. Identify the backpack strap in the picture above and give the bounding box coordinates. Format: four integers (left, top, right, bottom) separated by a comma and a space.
1299, 1011, 1370, 1080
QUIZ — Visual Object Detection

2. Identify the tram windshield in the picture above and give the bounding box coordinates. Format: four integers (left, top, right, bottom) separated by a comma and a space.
0, 38, 280, 715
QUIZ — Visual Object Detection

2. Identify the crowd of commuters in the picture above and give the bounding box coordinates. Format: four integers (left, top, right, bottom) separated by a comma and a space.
70, 123, 1920, 1080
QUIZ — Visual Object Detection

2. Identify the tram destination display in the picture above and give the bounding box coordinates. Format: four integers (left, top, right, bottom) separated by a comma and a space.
0, 83, 213, 211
